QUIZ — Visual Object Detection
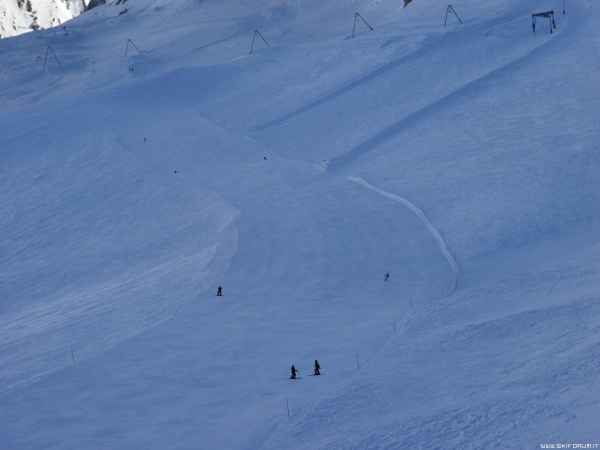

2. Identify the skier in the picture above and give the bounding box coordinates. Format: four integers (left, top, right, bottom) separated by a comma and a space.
217, 286, 222, 296
314, 360, 321, 375
384, 273, 390, 281
290, 365, 298, 379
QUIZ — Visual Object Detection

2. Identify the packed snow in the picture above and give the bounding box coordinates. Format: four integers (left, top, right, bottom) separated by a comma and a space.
1, 0, 599, 448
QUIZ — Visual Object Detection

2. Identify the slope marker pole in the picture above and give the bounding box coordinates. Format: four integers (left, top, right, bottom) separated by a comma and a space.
70, 347, 76, 364
286, 397, 291, 418
356, 352, 360, 370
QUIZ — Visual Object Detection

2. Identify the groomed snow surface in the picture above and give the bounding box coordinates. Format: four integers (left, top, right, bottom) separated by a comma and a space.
1, 0, 599, 448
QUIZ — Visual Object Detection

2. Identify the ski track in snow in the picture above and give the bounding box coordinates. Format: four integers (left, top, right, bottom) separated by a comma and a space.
251, 10, 550, 140
325, 25, 559, 173
248, 16, 500, 134
346, 175, 458, 294
250, 33, 439, 133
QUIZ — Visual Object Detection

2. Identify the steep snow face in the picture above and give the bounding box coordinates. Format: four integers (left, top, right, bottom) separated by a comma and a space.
0, 0, 86, 38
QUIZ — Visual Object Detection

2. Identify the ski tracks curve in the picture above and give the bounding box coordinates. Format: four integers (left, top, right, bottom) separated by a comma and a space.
346, 176, 458, 294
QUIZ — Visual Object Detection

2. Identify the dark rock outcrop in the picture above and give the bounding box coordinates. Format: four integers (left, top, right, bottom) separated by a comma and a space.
86, 0, 106, 11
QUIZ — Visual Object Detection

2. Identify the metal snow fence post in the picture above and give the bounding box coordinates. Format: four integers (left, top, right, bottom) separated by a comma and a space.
43, 46, 62, 70
352, 13, 373, 38
125, 39, 140, 56
250, 30, 270, 54
444, 5, 462, 27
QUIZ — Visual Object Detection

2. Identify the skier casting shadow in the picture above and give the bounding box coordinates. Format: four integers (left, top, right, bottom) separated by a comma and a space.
217, 286, 222, 296
314, 360, 321, 375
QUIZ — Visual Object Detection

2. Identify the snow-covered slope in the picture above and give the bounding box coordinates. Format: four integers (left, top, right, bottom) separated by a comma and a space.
1, 0, 599, 448
0, 0, 86, 38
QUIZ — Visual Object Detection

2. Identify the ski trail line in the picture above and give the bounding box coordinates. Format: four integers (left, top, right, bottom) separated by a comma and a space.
326, 32, 560, 174
346, 176, 458, 294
